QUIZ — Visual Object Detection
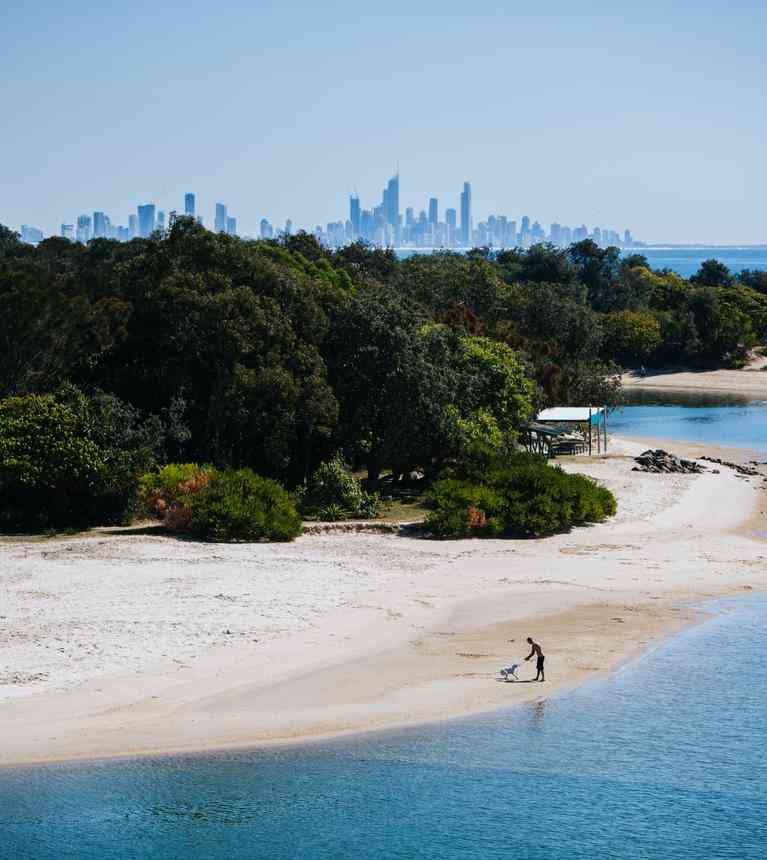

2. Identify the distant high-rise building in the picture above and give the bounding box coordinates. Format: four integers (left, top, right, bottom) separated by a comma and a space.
184, 193, 196, 217
156, 211, 166, 232
445, 208, 457, 229
128, 213, 138, 239
624, 229, 632, 246
215, 203, 227, 233
76, 214, 91, 243
21, 225, 44, 244
93, 211, 109, 239
459, 182, 472, 246
349, 195, 361, 238
226, 216, 237, 236
385, 173, 400, 230
137, 204, 156, 238
60, 224, 75, 241
428, 197, 438, 227
260, 218, 273, 239
285, 219, 293, 235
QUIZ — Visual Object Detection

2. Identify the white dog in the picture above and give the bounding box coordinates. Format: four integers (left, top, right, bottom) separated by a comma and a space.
500, 663, 520, 682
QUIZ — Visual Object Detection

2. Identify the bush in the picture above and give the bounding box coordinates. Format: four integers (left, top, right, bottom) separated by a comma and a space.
187, 468, 302, 542
139, 464, 301, 541
0, 390, 161, 531
425, 453, 616, 538
300, 457, 380, 520
138, 463, 213, 519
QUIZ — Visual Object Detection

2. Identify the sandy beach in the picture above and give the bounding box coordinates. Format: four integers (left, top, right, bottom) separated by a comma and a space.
622, 355, 767, 398
1, 435, 766, 767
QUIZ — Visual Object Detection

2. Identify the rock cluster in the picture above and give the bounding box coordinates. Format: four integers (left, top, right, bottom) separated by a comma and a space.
632, 449, 705, 474
700, 456, 760, 476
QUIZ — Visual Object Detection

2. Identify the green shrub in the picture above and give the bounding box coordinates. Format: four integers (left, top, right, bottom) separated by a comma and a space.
424, 478, 506, 538
316, 503, 346, 522
425, 454, 616, 538
138, 463, 214, 519
187, 468, 302, 542
300, 457, 380, 519
0, 390, 160, 531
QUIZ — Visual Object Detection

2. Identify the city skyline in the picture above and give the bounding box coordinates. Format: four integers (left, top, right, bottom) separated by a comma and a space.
16, 173, 640, 251
4, 3, 766, 246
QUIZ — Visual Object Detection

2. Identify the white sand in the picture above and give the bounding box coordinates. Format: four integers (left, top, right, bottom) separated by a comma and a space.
1, 437, 765, 765
622, 354, 767, 398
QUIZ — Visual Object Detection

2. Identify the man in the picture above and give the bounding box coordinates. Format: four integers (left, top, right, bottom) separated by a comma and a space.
524, 637, 545, 682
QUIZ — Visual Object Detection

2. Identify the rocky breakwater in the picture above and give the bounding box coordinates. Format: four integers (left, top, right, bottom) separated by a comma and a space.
632, 449, 706, 474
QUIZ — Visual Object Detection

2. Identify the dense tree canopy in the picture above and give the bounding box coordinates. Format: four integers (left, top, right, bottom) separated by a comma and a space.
0, 220, 765, 501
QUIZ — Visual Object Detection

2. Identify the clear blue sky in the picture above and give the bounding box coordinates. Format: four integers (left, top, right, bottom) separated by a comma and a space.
3, 0, 765, 244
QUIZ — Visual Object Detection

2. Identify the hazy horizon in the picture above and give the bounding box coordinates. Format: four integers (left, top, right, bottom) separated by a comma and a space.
4, 1, 765, 244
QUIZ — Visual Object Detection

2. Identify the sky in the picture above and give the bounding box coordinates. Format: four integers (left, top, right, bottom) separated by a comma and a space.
3, 0, 766, 244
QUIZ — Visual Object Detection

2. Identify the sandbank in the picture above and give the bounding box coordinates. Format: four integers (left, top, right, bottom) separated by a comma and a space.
1, 437, 765, 767
622, 354, 767, 398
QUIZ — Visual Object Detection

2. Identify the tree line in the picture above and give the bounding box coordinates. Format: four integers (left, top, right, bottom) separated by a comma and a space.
1, 220, 765, 492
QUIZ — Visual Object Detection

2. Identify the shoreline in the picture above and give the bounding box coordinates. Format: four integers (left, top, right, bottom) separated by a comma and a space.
1, 435, 766, 768
1, 600, 709, 771
621, 360, 767, 399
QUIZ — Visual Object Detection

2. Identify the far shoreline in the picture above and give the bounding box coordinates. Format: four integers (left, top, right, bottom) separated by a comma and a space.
621, 358, 767, 400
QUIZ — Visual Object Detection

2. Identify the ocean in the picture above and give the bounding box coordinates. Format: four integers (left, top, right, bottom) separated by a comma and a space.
395, 246, 767, 279
2, 594, 766, 858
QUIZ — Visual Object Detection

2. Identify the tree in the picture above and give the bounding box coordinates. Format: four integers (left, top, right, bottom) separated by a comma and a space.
602, 310, 662, 365
325, 289, 459, 486
0, 388, 161, 530
691, 259, 733, 287
567, 240, 622, 311
738, 269, 767, 295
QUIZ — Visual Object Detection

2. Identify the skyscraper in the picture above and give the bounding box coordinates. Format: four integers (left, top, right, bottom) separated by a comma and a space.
156, 211, 166, 232
428, 197, 438, 227
349, 194, 361, 238
226, 216, 237, 236
60, 224, 75, 241
128, 213, 138, 238
137, 204, 156, 238
215, 203, 227, 233
385, 173, 399, 230
459, 182, 472, 246
76, 214, 91, 243
93, 211, 108, 239
184, 193, 196, 217
20, 225, 44, 244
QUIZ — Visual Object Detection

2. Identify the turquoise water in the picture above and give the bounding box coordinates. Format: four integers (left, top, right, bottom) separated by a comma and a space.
2, 595, 767, 859
611, 393, 767, 453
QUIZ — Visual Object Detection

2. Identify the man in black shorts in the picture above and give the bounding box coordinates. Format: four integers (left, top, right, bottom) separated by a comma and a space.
525, 637, 545, 682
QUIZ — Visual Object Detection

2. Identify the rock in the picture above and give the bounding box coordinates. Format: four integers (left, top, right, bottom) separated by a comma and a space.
633, 449, 705, 474
700, 456, 760, 476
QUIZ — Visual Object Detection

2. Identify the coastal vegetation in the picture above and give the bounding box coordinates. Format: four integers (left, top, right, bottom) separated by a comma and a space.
0, 219, 764, 536
139, 463, 302, 541
425, 453, 616, 538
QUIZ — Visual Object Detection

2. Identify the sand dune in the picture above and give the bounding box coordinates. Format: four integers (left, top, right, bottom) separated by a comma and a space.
1, 437, 765, 766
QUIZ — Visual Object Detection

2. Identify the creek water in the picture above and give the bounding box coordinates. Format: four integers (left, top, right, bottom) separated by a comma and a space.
611, 390, 767, 453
